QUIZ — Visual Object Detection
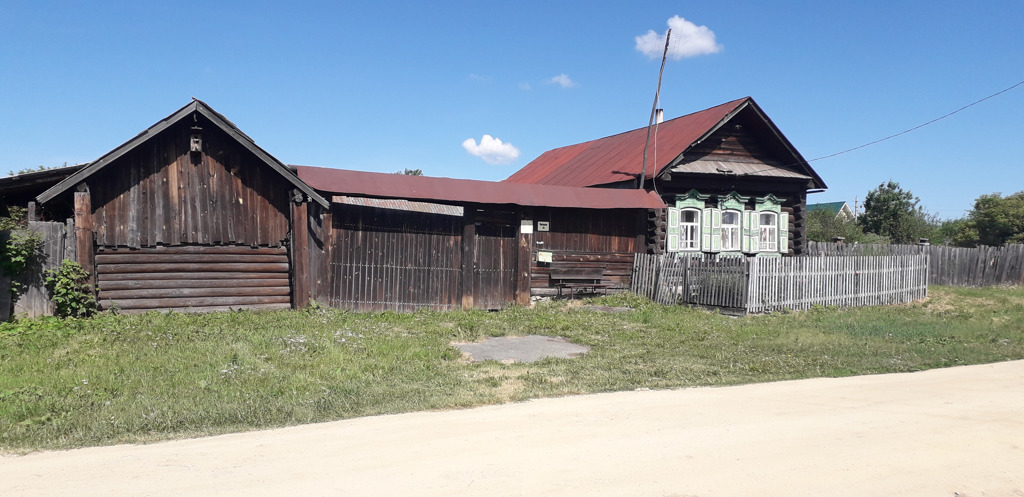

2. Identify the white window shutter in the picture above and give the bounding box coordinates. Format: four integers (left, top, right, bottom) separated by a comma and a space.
779, 213, 789, 254
746, 211, 760, 254
667, 208, 680, 252
710, 208, 722, 252
701, 208, 712, 251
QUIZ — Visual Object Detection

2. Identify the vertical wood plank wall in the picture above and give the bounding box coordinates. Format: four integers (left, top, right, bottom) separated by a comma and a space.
317, 204, 464, 312
87, 117, 290, 249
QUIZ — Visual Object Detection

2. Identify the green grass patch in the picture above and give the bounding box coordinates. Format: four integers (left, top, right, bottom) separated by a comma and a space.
2, 286, 1023, 452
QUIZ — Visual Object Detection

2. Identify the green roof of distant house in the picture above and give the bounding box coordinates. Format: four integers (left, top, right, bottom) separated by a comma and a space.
807, 201, 849, 216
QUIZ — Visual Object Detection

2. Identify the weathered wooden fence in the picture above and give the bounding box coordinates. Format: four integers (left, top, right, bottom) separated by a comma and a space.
632, 253, 747, 307
806, 241, 1024, 287
1, 221, 70, 320
746, 254, 928, 313
633, 253, 929, 313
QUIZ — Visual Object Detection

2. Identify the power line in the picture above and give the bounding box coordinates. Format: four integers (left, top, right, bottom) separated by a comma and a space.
806, 79, 1024, 163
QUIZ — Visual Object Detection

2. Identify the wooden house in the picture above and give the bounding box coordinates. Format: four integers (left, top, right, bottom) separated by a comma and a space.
4, 100, 664, 314
807, 201, 855, 221
506, 97, 827, 257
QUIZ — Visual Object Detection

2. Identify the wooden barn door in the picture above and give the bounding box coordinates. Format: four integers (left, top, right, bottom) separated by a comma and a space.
95, 245, 292, 313
472, 222, 518, 309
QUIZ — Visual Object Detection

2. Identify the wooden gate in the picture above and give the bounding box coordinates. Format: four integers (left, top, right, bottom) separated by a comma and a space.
95, 245, 292, 313
325, 205, 463, 312
472, 222, 518, 309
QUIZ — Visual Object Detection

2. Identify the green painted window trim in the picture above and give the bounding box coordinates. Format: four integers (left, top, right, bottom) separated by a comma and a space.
674, 189, 710, 209
717, 191, 750, 211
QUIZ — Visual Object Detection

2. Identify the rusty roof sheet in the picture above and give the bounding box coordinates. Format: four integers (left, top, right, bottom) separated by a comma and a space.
505, 98, 748, 187
294, 166, 666, 210
671, 160, 813, 180
332, 196, 464, 216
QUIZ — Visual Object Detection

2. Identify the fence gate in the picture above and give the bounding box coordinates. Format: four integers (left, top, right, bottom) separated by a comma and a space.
472, 222, 518, 309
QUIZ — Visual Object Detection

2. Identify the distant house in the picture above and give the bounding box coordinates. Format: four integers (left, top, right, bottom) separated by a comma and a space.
807, 201, 854, 221
506, 97, 827, 256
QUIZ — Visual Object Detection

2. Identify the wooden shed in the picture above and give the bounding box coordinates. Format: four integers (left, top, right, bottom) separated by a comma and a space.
34, 99, 328, 313
294, 167, 664, 310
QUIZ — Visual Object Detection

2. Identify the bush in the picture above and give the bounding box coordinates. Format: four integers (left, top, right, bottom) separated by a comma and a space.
43, 260, 97, 318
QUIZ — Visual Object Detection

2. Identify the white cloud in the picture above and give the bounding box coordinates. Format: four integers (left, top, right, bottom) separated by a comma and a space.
636, 15, 722, 60
547, 73, 577, 88
462, 135, 521, 165
518, 82, 532, 91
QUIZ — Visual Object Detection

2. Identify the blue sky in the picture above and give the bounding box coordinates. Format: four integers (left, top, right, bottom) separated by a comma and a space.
2, 1, 1022, 219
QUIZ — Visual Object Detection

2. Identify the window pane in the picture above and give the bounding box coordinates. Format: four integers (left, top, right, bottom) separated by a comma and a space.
682, 210, 698, 223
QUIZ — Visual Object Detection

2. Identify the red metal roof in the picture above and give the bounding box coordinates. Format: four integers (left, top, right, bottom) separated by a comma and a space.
293, 166, 666, 210
505, 98, 749, 187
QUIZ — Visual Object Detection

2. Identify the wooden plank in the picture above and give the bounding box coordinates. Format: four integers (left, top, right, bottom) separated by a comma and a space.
99, 286, 289, 300
97, 271, 288, 281
115, 303, 291, 314
99, 295, 290, 310
291, 200, 310, 308
94, 253, 288, 264
460, 213, 475, 309
97, 278, 288, 290
73, 191, 94, 285
96, 262, 290, 274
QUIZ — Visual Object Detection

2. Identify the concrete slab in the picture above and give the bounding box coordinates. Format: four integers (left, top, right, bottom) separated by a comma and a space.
452, 335, 590, 363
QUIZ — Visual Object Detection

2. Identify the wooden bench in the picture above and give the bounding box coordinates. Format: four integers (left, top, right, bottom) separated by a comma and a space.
550, 267, 609, 297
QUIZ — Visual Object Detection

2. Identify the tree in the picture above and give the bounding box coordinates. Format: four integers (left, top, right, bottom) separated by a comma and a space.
858, 181, 934, 244
953, 192, 1024, 247
394, 168, 423, 176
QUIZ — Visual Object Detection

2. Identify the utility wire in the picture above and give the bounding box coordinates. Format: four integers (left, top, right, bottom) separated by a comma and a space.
805, 79, 1024, 163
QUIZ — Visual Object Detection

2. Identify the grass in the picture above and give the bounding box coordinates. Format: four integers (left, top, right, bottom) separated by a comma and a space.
2, 285, 1023, 453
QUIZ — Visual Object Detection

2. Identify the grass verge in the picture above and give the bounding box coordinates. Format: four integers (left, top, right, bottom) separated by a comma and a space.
2, 285, 1023, 453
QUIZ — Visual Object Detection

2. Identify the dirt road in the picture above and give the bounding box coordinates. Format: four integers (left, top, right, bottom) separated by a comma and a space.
3, 360, 1023, 496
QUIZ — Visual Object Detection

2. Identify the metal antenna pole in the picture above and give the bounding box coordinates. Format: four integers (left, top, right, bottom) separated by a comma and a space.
639, 28, 671, 189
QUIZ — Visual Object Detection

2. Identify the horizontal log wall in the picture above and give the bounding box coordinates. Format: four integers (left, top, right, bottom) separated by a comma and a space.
530, 208, 644, 296
531, 251, 636, 296
96, 245, 291, 313
89, 116, 290, 248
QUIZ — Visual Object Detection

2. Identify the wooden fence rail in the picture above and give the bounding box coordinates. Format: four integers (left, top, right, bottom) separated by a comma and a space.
805, 241, 1024, 287
633, 253, 929, 313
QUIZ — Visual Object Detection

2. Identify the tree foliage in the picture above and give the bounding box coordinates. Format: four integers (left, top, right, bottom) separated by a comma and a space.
805, 209, 887, 243
394, 168, 423, 176
951, 191, 1024, 247
858, 181, 936, 244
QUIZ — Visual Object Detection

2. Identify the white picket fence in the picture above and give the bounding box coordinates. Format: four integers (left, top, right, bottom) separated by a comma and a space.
633, 253, 929, 313
746, 254, 928, 313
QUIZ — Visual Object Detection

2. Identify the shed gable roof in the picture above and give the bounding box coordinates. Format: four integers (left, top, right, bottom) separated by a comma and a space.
37, 99, 328, 207
505, 97, 825, 190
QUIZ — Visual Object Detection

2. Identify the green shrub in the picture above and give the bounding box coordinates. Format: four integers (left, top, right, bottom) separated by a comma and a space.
43, 260, 97, 318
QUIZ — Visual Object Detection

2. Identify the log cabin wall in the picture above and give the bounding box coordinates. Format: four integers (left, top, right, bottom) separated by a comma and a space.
81, 116, 295, 312
659, 118, 814, 255
529, 207, 646, 296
